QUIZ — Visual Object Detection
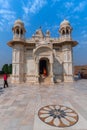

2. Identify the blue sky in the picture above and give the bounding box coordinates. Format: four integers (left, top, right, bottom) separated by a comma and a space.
0, 0, 87, 70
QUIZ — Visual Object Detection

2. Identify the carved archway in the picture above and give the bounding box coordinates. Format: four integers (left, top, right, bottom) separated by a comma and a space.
33, 45, 54, 83
33, 45, 52, 55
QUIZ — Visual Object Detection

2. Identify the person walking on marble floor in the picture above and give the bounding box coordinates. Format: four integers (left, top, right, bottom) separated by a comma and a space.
3, 73, 8, 88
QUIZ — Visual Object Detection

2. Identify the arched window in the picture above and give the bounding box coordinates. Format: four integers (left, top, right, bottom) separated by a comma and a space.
21, 29, 23, 35
16, 29, 19, 34
62, 30, 65, 35
66, 29, 69, 34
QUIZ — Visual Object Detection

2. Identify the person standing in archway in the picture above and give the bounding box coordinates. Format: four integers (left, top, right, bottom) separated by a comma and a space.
43, 68, 47, 76
3, 73, 8, 88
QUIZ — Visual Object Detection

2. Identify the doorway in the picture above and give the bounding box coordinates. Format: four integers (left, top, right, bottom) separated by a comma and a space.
39, 59, 47, 76
39, 58, 49, 76
39, 58, 51, 83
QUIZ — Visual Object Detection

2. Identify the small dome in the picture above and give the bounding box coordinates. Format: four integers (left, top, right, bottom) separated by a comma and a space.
14, 19, 24, 26
60, 19, 70, 27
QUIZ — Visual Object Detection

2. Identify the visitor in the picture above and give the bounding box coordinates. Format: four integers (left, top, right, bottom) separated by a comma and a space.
3, 73, 8, 88
78, 72, 81, 79
43, 68, 47, 76
81, 72, 83, 79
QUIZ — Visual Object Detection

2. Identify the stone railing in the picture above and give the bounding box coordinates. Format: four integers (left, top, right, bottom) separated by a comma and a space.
59, 35, 72, 41
13, 34, 25, 40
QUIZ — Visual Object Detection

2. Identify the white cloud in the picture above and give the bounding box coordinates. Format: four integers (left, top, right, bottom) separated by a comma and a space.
83, 33, 87, 38
83, 34, 87, 38
22, 1, 31, 15
0, 1, 16, 31
81, 30, 87, 38
0, 21, 3, 26
22, 0, 47, 14
65, 2, 74, 9
0, 0, 10, 9
2, 14, 15, 21
74, 1, 87, 12
81, 30, 86, 34
0, 9, 15, 15
30, 0, 47, 13
0, 9, 16, 26
22, 0, 47, 26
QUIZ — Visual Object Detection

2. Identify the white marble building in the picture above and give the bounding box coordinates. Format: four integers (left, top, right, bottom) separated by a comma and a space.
8, 19, 78, 84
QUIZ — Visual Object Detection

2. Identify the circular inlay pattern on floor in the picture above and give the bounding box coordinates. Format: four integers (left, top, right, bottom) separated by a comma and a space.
38, 105, 79, 127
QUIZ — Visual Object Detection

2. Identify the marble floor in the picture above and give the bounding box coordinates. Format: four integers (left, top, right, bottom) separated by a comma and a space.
0, 79, 87, 130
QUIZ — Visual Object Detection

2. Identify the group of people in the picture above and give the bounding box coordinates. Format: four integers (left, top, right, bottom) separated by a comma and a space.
3, 74, 8, 88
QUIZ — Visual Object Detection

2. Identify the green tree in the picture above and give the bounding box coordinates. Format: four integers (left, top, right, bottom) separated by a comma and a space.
2, 64, 12, 74
2, 64, 9, 74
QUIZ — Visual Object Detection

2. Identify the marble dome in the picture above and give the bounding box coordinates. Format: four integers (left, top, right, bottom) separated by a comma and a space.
60, 19, 70, 27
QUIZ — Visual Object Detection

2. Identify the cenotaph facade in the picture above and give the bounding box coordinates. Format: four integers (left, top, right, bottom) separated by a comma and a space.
8, 19, 78, 84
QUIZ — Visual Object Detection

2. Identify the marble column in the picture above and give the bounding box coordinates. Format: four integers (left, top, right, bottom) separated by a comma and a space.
50, 63, 54, 83
62, 45, 73, 82
35, 60, 39, 83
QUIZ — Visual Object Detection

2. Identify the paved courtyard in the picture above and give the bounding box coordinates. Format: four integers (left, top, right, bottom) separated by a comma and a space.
0, 79, 87, 130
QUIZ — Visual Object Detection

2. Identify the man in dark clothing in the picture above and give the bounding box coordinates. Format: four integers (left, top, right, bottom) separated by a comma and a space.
78, 72, 81, 79
3, 74, 8, 88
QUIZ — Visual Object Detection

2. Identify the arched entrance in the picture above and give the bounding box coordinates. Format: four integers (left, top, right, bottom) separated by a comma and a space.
39, 58, 49, 76
39, 58, 50, 83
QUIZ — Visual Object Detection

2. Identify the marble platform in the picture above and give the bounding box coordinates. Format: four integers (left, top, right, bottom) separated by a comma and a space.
0, 79, 87, 130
